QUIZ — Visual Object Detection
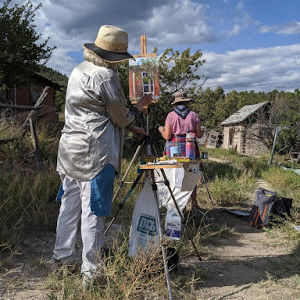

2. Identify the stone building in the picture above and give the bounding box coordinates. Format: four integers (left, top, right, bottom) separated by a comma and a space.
221, 101, 271, 156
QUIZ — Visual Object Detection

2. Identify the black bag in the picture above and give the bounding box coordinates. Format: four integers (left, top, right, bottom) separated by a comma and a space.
272, 197, 293, 219
248, 188, 292, 229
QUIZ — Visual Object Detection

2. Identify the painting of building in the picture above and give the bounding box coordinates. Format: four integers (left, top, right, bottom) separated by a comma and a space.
129, 56, 160, 102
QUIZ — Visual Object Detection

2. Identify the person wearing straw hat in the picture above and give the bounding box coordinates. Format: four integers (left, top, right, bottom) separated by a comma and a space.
158, 91, 203, 209
53, 25, 152, 284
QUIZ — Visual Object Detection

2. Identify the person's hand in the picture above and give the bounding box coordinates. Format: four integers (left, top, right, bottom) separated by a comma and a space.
128, 125, 148, 136
158, 126, 164, 133
135, 93, 152, 111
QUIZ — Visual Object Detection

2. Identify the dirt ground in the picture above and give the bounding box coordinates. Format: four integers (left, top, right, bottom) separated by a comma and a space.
192, 211, 300, 300
0, 181, 299, 300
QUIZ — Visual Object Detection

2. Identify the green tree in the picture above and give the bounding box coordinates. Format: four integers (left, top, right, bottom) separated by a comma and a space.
38, 65, 68, 112
117, 61, 130, 100
159, 48, 205, 95
270, 92, 300, 154
192, 86, 225, 130
0, 0, 55, 94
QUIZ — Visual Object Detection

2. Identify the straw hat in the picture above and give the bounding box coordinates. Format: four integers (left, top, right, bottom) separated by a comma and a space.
84, 25, 134, 62
171, 91, 192, 105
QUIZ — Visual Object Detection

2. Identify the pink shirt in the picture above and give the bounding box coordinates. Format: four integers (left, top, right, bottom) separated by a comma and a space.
165, 111, 200, 135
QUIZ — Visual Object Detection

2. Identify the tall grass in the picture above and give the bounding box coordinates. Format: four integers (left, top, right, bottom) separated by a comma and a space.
262, 166, 300, 206
0, 164, 60, 253
202, 173, 257, 208
0, 118, 62, 265
261, 166, 300, 247
45, 237, 198, 300
241, 156, 269, 177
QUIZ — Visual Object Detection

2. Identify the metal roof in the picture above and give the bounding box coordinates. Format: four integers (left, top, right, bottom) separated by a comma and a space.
221, 101, 270, 126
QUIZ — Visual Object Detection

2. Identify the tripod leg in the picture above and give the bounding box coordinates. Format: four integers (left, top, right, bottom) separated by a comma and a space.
112, 140, 145, 203
104, 171, 144, 236
200, 171, 215, 210
160, 168, 202, 262
149, 170, 173, 300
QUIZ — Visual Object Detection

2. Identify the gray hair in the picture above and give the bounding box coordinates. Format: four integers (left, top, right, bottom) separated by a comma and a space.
83, 47, 119, 70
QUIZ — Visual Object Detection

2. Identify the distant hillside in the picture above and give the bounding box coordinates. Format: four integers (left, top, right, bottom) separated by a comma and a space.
38, 65, 68, 87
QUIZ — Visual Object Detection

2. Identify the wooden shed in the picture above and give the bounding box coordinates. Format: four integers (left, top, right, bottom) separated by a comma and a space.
3, 73, 61, 121
221, 101, 271, 156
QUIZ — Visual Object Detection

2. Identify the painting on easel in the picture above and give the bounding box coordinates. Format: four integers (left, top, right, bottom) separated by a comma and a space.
129, 56, 160, 102
129, 35, 159, 102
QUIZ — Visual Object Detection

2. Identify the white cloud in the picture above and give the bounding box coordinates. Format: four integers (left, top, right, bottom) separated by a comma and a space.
145, 0, 215, 47
225, 1, 259, 37
260, 22, 300, 35
201, 44, 300, 92
227, 24, 242, 37
33, 0, 216, 74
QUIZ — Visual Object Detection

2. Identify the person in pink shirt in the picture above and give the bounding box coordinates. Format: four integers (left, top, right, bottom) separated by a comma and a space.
158, 91, 204, 209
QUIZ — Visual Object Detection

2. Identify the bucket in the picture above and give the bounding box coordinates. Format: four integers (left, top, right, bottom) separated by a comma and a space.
201, 151, 208, 159
170, 146, 180, 157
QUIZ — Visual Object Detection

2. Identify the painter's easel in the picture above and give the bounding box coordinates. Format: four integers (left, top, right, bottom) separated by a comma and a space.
111, 35, 157, 203
139, 160, 203, 300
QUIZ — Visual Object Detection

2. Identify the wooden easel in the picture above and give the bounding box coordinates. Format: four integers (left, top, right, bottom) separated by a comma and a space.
134, 35, 157, 58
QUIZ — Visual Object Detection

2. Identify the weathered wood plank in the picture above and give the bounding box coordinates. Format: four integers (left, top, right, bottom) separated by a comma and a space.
0, 103, 43, 110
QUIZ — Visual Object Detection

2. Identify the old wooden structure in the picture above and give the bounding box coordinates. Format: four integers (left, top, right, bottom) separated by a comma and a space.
1, 73, 60, 121
0, 86, 50, 169
221, 101, 271, 155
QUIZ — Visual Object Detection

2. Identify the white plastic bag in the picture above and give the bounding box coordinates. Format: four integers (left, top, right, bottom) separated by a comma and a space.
165, 209, 183, 241
181, 163, 202, 191
128, 177, 160, 257
154, 168, 194, 212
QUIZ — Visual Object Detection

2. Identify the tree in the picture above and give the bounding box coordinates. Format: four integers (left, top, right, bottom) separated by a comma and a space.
38, 65, 69, 113
159, 48, 205, 95
270, 92, 300, 154
192, 86, 225, 130
117, 61, 130, 100
0, 0, 55, 95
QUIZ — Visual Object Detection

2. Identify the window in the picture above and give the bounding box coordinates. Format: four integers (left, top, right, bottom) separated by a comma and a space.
31, 84, 43, 104
142, 72, 153, 94
229, 128, 235, 146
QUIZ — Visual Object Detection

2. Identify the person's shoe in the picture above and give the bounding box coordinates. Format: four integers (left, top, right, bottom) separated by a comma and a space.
46, 258, 80, 274
82, 274, 106, 289
82, 274, 92, 290
45, 258, 63, 271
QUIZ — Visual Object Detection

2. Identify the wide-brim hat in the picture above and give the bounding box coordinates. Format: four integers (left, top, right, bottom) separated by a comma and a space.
171, 91, 192, 105
84, 25, 135, 63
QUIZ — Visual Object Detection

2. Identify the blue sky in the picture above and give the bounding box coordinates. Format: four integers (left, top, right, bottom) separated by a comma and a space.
10, 0, 300, 93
